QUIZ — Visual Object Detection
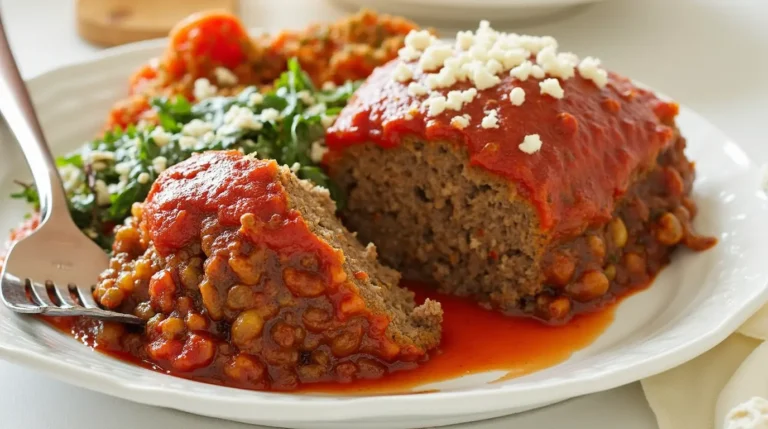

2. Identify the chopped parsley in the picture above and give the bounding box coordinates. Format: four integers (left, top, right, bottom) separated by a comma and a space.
11, 59, 359, 249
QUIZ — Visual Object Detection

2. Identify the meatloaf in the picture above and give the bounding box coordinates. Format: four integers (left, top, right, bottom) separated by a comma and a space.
325, 23, 715, 322
93, 150, 442, 390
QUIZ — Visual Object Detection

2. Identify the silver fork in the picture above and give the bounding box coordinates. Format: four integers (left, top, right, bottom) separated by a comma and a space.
0, 14, 141, 324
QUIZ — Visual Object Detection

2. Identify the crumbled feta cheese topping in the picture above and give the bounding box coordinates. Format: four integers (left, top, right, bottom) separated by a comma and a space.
114, 162, 131, 177
152, 156, 168, 174
393, 62, 414, 83
519, 134, 543, 154
193, 78, 218, 100
450, 114, 471, 129
423, 96, 448, 117
182, 119, 214, 137
297, 90, 316, 105
223, 105, 263, 131
725, 397, 768, 429
150, 126, 172, 146
213, 67, 238, 87
481, 109, 499, 129
310, 141, 328, 163
408, 82, 428, 96
87, 150, 115, 163
260, 108, 281, 122
94, 179, 111, 206
509, 87, 525, 106
510, 61, 533, 81
405, 30, 434, 51
578, 56, 608, 88
539, 78, 565, 99
178, 136, 198, 150
396, 21, 609, 122
137, 172, 150, 185
419, 45, 454, 72
248, 92, 264, 106
59, 164, 83, 193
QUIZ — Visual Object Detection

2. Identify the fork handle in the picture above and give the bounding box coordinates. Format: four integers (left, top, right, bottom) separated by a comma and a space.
0, 12, 70, 222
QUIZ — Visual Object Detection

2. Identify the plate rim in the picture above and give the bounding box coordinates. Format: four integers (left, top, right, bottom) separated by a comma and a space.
1, 36, 767, 424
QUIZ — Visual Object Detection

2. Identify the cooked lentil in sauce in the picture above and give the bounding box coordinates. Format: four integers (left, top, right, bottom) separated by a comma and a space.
2, 13, 717, 393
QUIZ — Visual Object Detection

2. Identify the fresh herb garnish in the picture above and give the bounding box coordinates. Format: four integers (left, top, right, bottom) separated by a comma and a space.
11, 59, 359, 249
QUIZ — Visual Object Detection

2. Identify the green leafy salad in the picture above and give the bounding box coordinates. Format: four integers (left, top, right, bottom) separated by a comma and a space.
11, 59, 359, 250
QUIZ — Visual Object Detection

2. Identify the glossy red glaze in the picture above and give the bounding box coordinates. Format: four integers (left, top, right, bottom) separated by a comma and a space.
326, 60, 679, 239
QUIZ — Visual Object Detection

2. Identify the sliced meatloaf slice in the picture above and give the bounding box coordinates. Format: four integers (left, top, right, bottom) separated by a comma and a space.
324, 25, 715, 322
93, 150, 442, 390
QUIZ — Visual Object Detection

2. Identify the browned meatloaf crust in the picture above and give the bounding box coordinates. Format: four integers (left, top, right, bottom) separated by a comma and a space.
324, 27, 716, 322
93, 151, 441, 390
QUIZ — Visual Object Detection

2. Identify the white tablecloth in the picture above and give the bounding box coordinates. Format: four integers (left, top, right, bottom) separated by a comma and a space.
1, 0, 766, 427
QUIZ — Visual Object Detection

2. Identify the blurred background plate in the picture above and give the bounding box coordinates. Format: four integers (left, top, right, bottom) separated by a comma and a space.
329, 0, 615, 24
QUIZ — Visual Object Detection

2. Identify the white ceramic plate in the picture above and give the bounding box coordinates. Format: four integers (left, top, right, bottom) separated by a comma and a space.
0, 39, 767, 429
330, 0, 615, 23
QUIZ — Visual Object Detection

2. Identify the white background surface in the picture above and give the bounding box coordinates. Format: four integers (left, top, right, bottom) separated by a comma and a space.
0, 0, 766, 428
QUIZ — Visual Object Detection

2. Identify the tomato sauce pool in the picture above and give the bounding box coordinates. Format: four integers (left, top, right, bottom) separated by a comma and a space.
42, 279, 637, 395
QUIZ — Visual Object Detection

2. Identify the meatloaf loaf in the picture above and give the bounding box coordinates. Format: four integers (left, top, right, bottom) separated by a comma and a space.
325, 23, 715, 322
93, 150, 442, 390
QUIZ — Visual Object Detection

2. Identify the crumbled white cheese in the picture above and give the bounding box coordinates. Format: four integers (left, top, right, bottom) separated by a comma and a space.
423, 96, 448, 117
202, 131, 215, 144
485, 59, 503, 75
193, 78, 218, 100
471, 66, 501, 90
223, 105, 263, 131
510, 61, 533, 81
404, 102, 420, 120
425, 67, 458, 90
519, 134, 543, 154
248, 92, 264, 106
152, 156, 168, 174
398, 46, 422, 61
725, 397, 768, 429
87, 150, 115, 163
321, 81, 337, 91
137, 172, 150, 185
290, 162, 301, 173
408, 82, 428, 96
94, 179, 111, 206
59, 164, 83, 193
539, 78, 565, 99
115, 162, 131, 177
310, 141, 328, 163
393, 62, 414, 83
536, 46, 576, 80
182, 119, 214, 137
460, 88, 478, 103
450, 115, 471, 129
321, 114, 337, 129
260, 108, 281, 122
297, 90, 316, 105
456, 31, 474, 50
178, 136, 198, 150
578, 56, 608, 88
213, 67, 238, 87
91, 162, 107, 172
405, 30, 434, 51
150, 126, 172, 146
531, 65, 545, 79
481, 109, 499, 129
509, 87, 525, 106
419, 45, 454, 72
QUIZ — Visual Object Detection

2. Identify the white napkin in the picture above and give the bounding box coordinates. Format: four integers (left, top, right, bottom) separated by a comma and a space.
642, 305, 768, 429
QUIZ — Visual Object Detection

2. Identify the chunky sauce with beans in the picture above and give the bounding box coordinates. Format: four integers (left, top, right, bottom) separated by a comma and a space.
91, 151, 428, 391
326, 61, 679, 239
45, 279, 628, 394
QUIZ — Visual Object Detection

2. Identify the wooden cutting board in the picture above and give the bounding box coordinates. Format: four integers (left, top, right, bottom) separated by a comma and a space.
76, 0, 239, 47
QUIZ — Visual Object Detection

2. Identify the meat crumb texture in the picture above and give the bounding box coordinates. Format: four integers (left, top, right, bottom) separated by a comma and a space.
93, 151, 442, 390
